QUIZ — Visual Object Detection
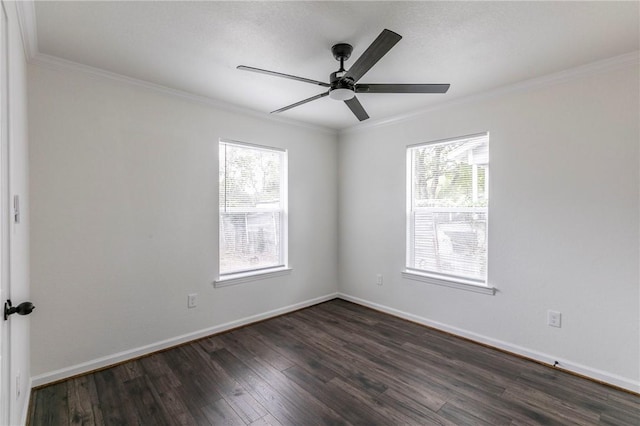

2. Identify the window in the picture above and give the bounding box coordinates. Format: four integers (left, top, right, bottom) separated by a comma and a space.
406, 133, 489, 289
218, 140, 288, 282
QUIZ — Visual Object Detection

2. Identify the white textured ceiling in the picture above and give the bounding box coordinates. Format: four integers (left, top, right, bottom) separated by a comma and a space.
33, 1, 639, 130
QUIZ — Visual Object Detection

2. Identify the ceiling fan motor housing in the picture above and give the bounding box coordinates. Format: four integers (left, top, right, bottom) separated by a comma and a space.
330, 71, 353, 87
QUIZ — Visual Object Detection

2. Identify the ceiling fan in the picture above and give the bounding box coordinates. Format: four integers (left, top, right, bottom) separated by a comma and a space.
238, 29, 450, 122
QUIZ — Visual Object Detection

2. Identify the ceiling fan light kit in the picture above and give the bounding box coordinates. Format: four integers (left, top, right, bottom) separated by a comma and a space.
238, 29, 450, 122
329, 88, 355, 101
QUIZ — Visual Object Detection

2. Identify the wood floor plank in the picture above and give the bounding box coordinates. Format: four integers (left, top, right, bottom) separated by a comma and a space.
29, 299, 640, 426
436, 396, 512, 425
601, 391, 640, 425
168, 384, 214, 425
327, 376, 420, 424
281, 322, 450, 413
393, 340, 509, 396
226, 326, 296, 371
516, 369, 609, 412
243, 353, 348, 426
282, 364, 389, 426
67, 375, 102, 425
437, 401, 502, 426
378, 388, 455, 426
198, 334, 226, 353
249, 413, 285, 426
209, 348, 326, 426
200, 398, 247, 426
503, 380, 601, 424
138, 353, 181, 387
114, 359, 145, 381
161, 344, 224, 406
263, 316, 390, 397
122, 376, 171, 426
298, 307, 395, 356
93, 368, 142, 425
185, 343, 267, 423
250, 320, 339, 383
149, 385, 202, 426
31, 382, 69, 426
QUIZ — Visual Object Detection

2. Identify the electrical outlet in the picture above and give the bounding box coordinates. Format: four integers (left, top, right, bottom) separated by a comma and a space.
13, 195, 19, 224
187, 293, 197, 309
376, 274, 383, 286
548, 310, 562, 328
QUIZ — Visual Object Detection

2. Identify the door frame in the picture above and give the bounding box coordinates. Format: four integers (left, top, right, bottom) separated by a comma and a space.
0, 1, 11, 423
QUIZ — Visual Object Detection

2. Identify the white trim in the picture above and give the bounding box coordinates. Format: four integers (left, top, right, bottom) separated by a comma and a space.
401, 270, 495, 295
340, 50, 640, 135
31, 292, 338, 387
18, 379, 31, 426
337, 293, 640, 394
13, 0, 36, 60
29, 53, 336, 137
407, 131, 489, 149
220, 138, 287, 153
214, 267, 292, 288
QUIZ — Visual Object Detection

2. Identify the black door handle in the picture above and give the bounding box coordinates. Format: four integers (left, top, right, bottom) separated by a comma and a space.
4, 300, 34, 320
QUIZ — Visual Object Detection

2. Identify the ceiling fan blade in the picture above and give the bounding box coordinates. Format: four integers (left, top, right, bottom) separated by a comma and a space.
342, 29, 402, 84
356, 83, 450, 94
238, 65, 330, 87
271, 91, 330, 114
344, 96, 369, 121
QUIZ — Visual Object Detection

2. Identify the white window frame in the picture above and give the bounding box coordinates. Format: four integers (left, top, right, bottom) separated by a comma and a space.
403, 132, 495, 295
215, 139, 290, 287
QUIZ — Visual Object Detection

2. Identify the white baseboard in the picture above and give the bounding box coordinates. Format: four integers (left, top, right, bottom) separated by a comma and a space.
31, 291, 640, 394
31, 293, 339, 388
337, 293, 640, 394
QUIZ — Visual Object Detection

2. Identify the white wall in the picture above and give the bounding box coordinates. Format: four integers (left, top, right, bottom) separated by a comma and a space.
338, 61, 639, 391
28, 63, 338, 380
4, 1, 31, 424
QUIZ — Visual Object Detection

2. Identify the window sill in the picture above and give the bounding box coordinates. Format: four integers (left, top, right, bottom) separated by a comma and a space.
214, 267, 293, 288
401, 270, 496, 295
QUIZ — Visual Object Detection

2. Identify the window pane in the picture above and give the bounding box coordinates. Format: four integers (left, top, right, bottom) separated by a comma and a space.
408, 134, 489, 283
412, 138, 488, 209
411, 210, 487, 280
220, 143, 281, 210
219, 211, 283, 274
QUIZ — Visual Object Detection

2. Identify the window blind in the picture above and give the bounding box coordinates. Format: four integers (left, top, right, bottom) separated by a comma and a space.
219, 141, 286, 276
407, 133, 489, 284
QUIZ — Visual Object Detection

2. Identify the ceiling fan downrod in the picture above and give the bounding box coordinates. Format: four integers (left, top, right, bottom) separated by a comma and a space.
329, 43, 355, 100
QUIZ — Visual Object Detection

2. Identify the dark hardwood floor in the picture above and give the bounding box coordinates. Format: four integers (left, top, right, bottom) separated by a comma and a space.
28, 299, 639, 425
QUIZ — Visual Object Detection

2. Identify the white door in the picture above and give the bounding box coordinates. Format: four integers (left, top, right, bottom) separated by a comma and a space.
0, 2, 10, 423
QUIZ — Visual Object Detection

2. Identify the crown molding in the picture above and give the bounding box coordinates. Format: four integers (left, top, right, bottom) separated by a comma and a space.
14, 0, 37, 60
340, 50, 640, 135
15, 0, 638, 137
30, 53, 337, 136
16, 0, 335, 135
